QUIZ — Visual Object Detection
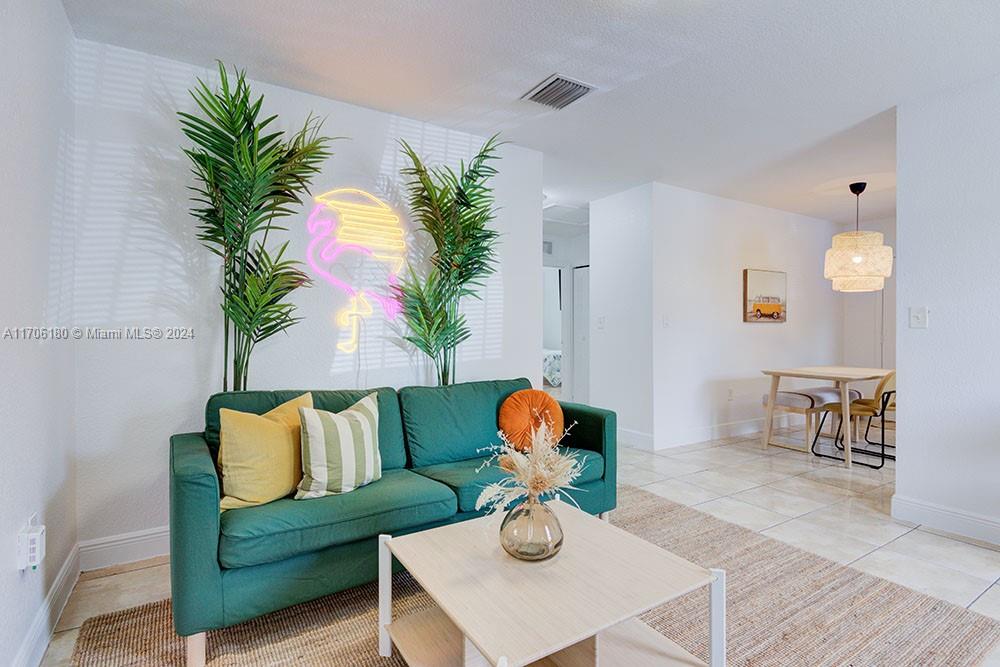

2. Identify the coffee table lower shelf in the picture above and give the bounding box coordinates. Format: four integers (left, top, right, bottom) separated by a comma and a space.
388, 605, 705, 667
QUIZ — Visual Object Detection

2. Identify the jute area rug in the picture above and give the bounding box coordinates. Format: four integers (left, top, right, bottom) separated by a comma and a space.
73, 486, 1000, 666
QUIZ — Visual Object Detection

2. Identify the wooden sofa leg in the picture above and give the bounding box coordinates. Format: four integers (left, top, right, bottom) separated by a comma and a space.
186, 632, 206, 667
599, 511, 610, 522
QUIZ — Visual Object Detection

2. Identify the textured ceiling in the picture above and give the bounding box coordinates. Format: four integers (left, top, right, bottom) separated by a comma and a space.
544, 203, 589, 238
61, 0, 1000, 222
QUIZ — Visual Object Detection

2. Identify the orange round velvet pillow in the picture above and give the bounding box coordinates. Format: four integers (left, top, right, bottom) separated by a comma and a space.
499, 389, 564, 451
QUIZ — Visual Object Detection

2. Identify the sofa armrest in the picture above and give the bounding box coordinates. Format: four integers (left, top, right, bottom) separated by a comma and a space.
559, 402, 617, 491
169, 432, 224, 635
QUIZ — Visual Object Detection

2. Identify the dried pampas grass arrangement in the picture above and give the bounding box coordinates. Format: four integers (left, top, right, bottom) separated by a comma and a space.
475, 417, 586, 515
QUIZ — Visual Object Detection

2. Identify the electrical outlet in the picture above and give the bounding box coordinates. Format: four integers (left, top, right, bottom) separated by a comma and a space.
596, 316, 606, 331
17, 521, 45, 571
727, 388, 735, 402
909, 306, 929, 329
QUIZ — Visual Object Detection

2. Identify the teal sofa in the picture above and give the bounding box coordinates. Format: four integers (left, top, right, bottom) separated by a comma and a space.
169, 378, 617, 638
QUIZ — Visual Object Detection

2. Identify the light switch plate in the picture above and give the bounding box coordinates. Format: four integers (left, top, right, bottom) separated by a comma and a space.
909, 306, 929, 329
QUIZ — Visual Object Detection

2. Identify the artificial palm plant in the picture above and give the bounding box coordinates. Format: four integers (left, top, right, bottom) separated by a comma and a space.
395, 134, 503, 385
180, 63, 332, 390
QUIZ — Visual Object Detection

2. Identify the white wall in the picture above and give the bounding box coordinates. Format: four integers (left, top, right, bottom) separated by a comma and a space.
651, 183, 844, 447
591, 183, 843, 449
0, 1, 79, 662
543, 230, 589, 269
590, 185, 654, 445
894, 74, 1000, 543
68, 41, 542, 554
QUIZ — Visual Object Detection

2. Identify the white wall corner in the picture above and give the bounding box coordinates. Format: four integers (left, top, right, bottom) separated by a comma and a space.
618, 428, 654, 451
892, 495, 1000, 546
645, 413, 798, 452
12, 545, 80, 667
79, 526, 170, 572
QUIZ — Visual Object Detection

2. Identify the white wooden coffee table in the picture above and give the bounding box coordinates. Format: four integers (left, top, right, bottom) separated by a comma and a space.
378, 501, 725, 667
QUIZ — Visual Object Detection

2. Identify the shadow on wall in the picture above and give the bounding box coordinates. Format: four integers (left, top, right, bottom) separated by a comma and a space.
70, 41, 217, 335
62, 39, 521, 546
36, 46, 79, 595
322, 114, 506, 385
66, 40, 505, 392
67, 41, 225, 541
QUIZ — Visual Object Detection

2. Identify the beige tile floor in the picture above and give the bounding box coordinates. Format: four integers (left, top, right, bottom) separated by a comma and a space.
42, 430, 1000, 665
620, 428, 1000, 662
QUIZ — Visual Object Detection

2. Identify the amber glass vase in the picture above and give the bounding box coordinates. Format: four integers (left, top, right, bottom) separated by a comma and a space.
499, 494, 564, 561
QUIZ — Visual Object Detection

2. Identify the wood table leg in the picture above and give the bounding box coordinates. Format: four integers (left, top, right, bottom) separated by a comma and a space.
839, 382, 852, 467
185, 633, 205, 667
549, 635, 597, 667
378, 534, 393, 657
709, 569, 726, 667
761, 375, 780, 450
463, 638, 494, 667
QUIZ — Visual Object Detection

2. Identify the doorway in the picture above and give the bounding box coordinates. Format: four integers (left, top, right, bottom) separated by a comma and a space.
542, 266, 563, 397
542, 204, 589, 401
572, 266, 589, 403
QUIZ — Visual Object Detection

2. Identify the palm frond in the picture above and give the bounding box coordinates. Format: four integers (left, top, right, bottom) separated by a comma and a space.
393, 268, 471, 384
180, 61, 334, 389
396, 134, 505, 383
223, 242, 310, 345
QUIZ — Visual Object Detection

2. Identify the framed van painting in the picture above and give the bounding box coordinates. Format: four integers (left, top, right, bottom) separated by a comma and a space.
743, 269, 787, 323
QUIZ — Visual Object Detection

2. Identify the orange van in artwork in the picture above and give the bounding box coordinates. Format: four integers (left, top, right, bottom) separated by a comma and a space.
751, 296, 784, 320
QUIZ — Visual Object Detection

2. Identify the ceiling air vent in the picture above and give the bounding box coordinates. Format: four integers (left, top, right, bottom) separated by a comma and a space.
522, 74, 593, 110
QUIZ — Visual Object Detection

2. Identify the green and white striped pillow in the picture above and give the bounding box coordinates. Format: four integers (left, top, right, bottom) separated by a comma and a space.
295, 393, 382, 499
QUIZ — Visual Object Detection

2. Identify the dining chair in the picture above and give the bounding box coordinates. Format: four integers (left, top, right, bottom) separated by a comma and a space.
761, 386, 861, 452
811, 371, 896, 469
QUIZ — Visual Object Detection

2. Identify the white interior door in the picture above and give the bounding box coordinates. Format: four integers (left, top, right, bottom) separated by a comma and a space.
573, 266, 589, 403
542, 267, 562, 351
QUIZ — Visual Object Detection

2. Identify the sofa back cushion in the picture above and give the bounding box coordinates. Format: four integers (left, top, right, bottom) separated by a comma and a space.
205, 388, 406, 470
399, 378, 531, 467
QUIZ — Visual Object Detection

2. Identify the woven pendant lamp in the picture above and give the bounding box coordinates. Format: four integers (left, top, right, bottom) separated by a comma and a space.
824, 182, 893, 292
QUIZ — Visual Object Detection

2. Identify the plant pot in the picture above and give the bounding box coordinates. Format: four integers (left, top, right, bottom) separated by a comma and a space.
499, 495, 563, 561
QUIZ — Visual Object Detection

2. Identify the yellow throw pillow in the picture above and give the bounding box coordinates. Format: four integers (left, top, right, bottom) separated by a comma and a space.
218, 393, 313, 511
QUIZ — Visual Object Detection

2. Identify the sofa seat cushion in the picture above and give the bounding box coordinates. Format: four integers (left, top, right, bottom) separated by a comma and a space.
413, 447, 604, 513
219, 469, 457, 569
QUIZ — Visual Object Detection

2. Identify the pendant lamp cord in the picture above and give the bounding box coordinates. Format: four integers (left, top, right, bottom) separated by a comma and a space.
855, 193, 860, 233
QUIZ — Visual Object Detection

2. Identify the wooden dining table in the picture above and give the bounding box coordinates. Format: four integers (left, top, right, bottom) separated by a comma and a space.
761, 366, 893, 467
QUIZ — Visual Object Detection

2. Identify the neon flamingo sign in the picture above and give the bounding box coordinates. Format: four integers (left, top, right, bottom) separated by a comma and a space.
306, 188, 406, 353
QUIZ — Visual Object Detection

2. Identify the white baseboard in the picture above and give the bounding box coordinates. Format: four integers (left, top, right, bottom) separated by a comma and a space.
892, 495, 1000, 546
13, 545, 79, 667
618, 427, 654, 450
652, 414, 799, 451
620, 414, 803, 452
79, 525, 170, 572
